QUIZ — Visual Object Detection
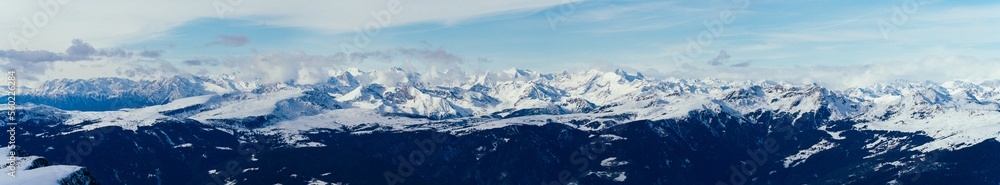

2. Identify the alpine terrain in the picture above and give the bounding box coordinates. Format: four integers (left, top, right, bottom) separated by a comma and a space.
4, 68, 1000, 185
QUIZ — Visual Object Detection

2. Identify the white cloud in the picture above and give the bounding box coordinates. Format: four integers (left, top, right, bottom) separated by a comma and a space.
226, 52, 349, 85
0, 39, 163, 83
633, 55, 1000, 89
21, 58, 181, 87
213, 47, 472, 85
0, 0, 572, 50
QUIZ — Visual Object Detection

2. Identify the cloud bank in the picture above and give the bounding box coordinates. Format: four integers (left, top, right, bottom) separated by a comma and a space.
633, 55, 1000, 89
2, 39, 998, 90
0, 39, 162, 81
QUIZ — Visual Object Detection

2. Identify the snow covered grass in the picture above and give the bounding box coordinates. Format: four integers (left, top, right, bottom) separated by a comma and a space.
260, 108, 429, 146
62, 109, 171, 133
600, 157, 630, 167
138, 94, 215, 112
58, 94, 217, 133
192, 89, 305, 121
264, 108, 428, 132
858, 109, 1000, 152
783, 139, 837, 168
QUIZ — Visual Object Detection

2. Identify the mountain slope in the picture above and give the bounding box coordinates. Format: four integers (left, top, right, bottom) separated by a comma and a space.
0, 146, 100, 185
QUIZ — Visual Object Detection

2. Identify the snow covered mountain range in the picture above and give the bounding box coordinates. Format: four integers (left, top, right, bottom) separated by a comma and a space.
19, 68, 1000, 152
7, 68, 1000, 184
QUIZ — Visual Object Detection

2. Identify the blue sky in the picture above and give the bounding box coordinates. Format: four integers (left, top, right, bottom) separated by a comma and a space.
114, 0, 996, 69
1, 0, 999, 87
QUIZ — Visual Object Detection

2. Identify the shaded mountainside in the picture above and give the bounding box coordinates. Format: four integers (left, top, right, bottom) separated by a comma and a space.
7, 106, 1000, 185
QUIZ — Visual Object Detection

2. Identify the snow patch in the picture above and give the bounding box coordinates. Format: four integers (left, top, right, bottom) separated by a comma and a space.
783, 139, 837, 168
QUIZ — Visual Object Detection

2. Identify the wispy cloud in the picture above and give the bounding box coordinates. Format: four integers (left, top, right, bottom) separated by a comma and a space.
636, 55, 1000, 89
707, 50, 730, 66
567, 1, 692, 33
206, 35, 249, 47
729, 60, 751, 67
0, 39, 165, 81
0, 0, 574, 50
213, 47, 472, 84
